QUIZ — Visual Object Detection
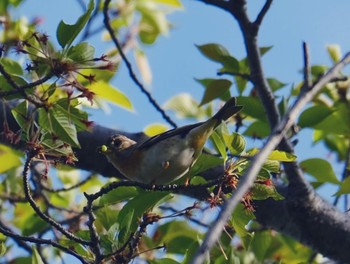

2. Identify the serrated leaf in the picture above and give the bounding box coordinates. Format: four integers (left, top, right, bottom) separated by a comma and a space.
57, 0, 94, 48
50, 106, 80, 147
300, 158, 340, 184
144, 123, 169, 137
222, 132, 246, 155
89, 81, 133, 111
66, 42, 95, 65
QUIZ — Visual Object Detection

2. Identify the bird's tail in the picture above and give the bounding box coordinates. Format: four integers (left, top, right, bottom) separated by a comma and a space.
211, 97, 243, 127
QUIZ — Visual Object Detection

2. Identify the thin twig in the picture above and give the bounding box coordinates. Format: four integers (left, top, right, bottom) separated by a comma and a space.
0, 219, 89, 264
190, 52, 350, 264
302, 42, 311, 92
22, 150, 91, 245
254, 0, 273, 26
0, 72, 55, 97
0, 64, 45, 107
102, 0, 177, 128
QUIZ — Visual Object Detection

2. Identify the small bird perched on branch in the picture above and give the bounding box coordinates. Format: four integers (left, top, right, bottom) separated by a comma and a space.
99, 97, 243, 185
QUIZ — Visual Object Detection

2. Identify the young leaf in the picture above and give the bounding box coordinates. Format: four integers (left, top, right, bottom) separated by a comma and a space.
56, 0, 95, 48
0, 145, 22, 173
66, 42, 95, 65
32, 247, 45, 264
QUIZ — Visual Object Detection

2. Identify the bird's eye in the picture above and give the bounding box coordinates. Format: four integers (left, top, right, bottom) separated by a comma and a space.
108, 135, 125, 149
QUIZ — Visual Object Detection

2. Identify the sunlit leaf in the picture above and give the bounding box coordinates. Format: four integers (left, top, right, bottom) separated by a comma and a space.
144, 123, 169, 137
298, 105, 333, 128
0, 145, 22, 173
89, 81, 133, 111
32, 247, 44, 264
327, 44, 342, 63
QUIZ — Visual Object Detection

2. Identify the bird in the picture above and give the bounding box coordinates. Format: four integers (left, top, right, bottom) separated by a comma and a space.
99, 97, 243, 185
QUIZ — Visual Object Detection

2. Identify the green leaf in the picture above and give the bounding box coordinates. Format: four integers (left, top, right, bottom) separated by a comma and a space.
38, 106, 80, 148
222, 132, 246, 155
11, 100, 29, 129
268, 150, 297, 162
210, 131, 227, 160
334, 176, 350, 196
231, 203, 254, 249
32, 247, 44, 264
153, 221, 199, 254
144, 123, 169, 137
56, 0, 95, 48
251, 180, 284, 200
66, 42, 95, 64
98, 186, 139, 206
152, 0, 183, 8
0, 145, 22, 173
196, 43, 230, 62
244, 120, 270, 139
300, 158, 340, 184
0, 58, 23, 75
117, 191, 171, 244
148, 259, 180, 264
298, 105, 334, 128
197, 78, 232, 106
236, 96, 267, 122
89, 81, 133, 111
267, 78, 286, 92
189, 153, 224, 176
117, 209, 135, 245
250, 231, 272, 261
164, 93, 209, 119
260, 46, 273, 56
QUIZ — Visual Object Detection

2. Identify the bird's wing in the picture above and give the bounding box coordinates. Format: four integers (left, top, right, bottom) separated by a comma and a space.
137, 122, 204, 150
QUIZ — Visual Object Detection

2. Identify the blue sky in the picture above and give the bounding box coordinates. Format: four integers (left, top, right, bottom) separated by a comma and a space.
17, 0, 350, 196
